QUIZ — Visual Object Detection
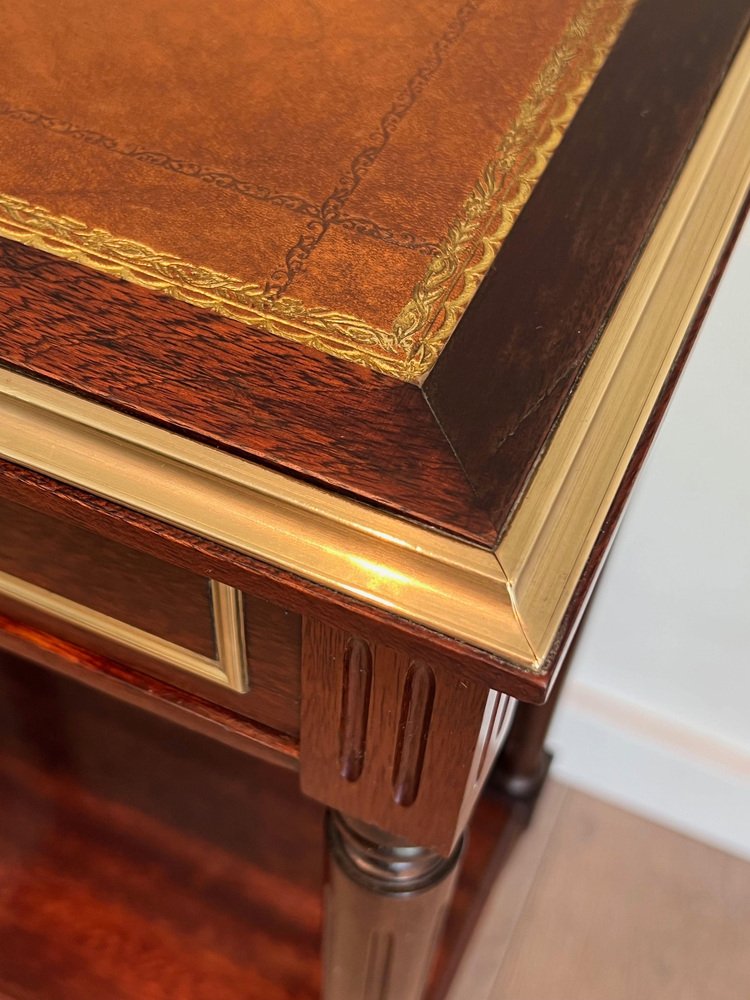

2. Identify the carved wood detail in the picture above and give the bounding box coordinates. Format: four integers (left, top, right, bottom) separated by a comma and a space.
340, 637, 373, 783
392, 661, 435, 807
300, 619, 515, 853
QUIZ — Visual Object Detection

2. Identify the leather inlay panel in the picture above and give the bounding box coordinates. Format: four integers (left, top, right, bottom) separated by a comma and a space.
0, 0, 633, 378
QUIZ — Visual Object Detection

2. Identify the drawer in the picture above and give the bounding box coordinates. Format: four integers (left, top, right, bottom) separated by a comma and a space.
0, 495, 301, 736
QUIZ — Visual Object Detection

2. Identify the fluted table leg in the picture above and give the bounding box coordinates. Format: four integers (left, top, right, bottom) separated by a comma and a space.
323, 810, 463, 1000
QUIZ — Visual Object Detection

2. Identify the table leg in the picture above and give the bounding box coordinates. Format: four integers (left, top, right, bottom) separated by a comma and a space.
490, 619, 582, 811
323, 810, 463, 1000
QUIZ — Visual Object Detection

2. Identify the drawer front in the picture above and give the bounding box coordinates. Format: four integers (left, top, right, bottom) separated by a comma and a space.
0, 495, 247, 691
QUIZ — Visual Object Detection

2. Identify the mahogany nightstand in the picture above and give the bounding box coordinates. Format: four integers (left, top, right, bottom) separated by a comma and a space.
0, 1, 748, 997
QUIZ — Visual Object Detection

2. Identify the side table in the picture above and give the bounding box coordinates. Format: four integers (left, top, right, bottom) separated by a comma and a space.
0, 1, 748, 997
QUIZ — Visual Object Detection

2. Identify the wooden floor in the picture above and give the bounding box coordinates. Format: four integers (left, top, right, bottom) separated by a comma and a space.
447, 783, 750, 1000
1, 652, 748, 1000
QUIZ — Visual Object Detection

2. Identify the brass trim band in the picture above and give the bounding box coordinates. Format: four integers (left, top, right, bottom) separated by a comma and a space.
0, 32, 748, 677
0, 570, 249, 692
209, 579, 250, 692
0, 366, 533, 667
497, 31, 750, 661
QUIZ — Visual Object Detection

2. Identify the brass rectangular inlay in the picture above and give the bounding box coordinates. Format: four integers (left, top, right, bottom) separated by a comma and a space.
0, 571, 249, 692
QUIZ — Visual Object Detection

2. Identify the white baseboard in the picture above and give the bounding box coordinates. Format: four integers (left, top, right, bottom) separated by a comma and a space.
548, 682, 750, 861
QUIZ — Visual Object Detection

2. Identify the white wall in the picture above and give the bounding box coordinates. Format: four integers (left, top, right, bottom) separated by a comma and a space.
550, 219, 750, 860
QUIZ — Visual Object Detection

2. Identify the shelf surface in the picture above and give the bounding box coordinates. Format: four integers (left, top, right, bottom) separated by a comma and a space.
0, 652, 512, 1000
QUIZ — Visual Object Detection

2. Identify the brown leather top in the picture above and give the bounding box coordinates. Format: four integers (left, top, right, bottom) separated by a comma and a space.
0, 0, 633, 380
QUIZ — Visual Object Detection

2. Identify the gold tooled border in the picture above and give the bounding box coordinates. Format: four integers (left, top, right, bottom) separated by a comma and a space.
393, 0, 637, 377
0, 0, 633, 381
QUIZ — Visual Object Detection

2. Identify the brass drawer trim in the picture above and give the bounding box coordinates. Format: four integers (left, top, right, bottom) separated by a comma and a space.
0, 570, 249, 692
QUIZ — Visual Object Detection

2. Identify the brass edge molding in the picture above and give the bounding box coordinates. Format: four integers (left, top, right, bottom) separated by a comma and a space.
0, 31, 747, 677
0, 367, 534, 668
0, 0, 632, 382
498, 28, 750, 662
0, 570, 250, 692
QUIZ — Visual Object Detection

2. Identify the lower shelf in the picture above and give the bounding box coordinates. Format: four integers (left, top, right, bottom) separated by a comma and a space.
0, 652, 515, 1000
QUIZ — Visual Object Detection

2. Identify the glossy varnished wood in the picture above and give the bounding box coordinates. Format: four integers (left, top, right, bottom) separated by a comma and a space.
0, 10, 745, 998
0, 492, 302, 735
0, 591, 301, 738
0, 652, 316, 1000
0, 651, 514, 1000
0, 494, 216, 656
0, 461, 545, 700
0, 0, 746, 714
0, 157, 746, 716
0, 613, 297, 768
2, 180, 746, 718
426, 0, 750, 531
0, 239, 494, 544
300, 621, 504, 853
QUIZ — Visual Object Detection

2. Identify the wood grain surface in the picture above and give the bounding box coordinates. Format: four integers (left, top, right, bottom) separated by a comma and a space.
0, 650, 515, 1000
0, 493, 303, 736
426, 0, 750, 531
0, 494, 216, 656
482, 789, 750, 1000
0, 613, 298, 769
0, 590, 302, 740
301, 620, 493, 853
0, 150, 745, 720
0, 0, 746, 705
0, 461, 546, 700
0, 238, 495, 544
